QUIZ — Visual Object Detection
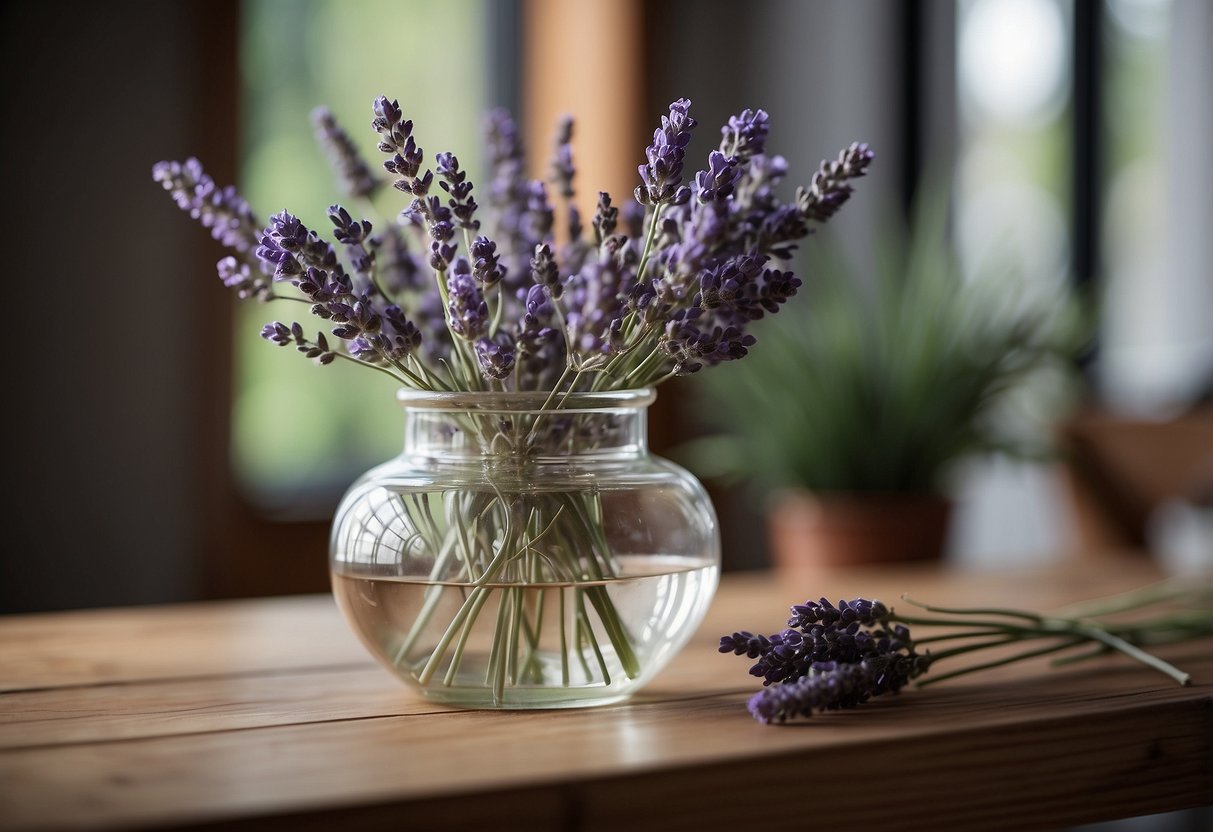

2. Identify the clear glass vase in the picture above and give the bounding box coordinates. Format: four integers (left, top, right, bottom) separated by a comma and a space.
331, 388, 720, 709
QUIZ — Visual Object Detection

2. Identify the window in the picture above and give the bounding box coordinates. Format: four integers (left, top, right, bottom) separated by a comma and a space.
235, 0, 494, 511
1099, 0, 1213, 413
955, 0, 1072, 290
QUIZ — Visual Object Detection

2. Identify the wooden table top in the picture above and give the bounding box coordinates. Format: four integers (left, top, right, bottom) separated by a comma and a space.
1, 557, 1210, 831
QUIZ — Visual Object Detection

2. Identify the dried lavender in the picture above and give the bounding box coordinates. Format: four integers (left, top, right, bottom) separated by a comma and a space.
723, 586, 1208, 724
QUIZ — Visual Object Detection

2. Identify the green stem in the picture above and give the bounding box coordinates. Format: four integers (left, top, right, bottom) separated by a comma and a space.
560, 587, 570, 686
333, 351, 410, 385
900, 596, 1044, 623
912, 629, 1018, 646
925, 634, 1024, 662
443, 587, 493, 686
918, 638, 1087, 688
1053, 579, 1188, 620
1074, 624, 1192, 686
577, 591, 612, 685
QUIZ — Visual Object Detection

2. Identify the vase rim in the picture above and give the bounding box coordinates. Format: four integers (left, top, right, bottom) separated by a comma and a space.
396, 387, 656, 412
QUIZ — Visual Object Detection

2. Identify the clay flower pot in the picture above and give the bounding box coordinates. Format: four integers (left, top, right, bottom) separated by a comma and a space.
766, 490, 952, 568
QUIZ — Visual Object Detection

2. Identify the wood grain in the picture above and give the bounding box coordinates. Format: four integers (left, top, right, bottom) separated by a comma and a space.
1, 558, 1209, 831
0, 596, 371, 692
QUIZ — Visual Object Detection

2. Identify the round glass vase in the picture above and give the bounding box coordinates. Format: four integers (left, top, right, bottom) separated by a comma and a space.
331, 388, 720, 709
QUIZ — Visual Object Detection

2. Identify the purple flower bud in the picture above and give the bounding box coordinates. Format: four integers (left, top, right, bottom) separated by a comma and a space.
261, 321, 292, 346
719, 631, 772, 659
446, 260, 489, 340
470, 236, 506, 287
719, 108, 770, 162
530, 243, 561, 298
695, 151, 741, 203
796, 142, 875, 223
152, 158, 261, 252
312, 107, 379, 199
475, 333, 517, 380
636, 99, 698, 205
551, 115, 576, 199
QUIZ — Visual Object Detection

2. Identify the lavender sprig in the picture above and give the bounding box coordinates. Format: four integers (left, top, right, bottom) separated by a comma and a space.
373, 96, 432, 198
312, 107, 380, 199
796, 141, 875, 223
636, 98, 696, 207
723, 587, 1207, 724
152, 158, 261, 253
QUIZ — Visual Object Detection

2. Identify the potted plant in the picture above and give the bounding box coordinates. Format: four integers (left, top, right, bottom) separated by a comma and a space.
682, 199, 1084, 567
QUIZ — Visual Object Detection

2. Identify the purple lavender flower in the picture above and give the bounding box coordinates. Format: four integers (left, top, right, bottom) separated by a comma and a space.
469, 236, 506, 288
429, 239, 457, 272
217, 256, 272, 301
475, 334, 517, 380
749, 622, 884, 685
152, 158, 261, 253
719, 631, 772, 659
158, 94, 874, 397
719, 108, 770, 162
435, 151, 480, 231
564, 252, 629, 358
721, 596, 913, 686
373, 95, 432, 197
372, 225, 424, 294
420, 195, 456, 243
513, 284, 564, 390
551, 115, 576, 199
256, 211, 339, 279
523, 180, 555, 247
788, 598, 891, 629
530, 243, 562, 299
626, 278, 670, 327
517, 284, 557, 356
260, 321, 337, 366
636, 98, 696, 206
328, 293, 383, 341
621, 199, 646, 239
747, 661, 877, 723
348, 305, 422, 365
446, 259, 489, 340
796, 141, 875, 223
328, 205, 375, 275
261, 321, 294, 346
311, 107, 379, 199
592, 191, 619, 245
695, 151, 741, 203
747, 653, 929, 724
485, 107, 526, 208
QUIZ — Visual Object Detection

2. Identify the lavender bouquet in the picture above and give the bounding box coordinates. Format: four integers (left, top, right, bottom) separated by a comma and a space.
155, 96, 871, 704
723, 582, 1211, 723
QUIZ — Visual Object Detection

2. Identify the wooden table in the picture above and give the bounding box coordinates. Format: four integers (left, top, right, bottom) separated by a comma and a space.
2, 558, 1210, 831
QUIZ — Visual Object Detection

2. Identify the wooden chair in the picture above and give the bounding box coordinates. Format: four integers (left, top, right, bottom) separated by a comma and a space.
1059, 406, 1213, 554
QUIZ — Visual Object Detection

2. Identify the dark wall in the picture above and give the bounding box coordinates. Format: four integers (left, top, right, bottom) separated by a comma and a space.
1, 1, 229, 612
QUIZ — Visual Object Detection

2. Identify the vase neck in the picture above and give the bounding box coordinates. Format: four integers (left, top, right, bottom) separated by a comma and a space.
400, 392, 653, 463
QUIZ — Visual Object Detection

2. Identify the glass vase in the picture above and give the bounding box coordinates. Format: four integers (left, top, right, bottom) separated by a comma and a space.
331, 388, 720, 709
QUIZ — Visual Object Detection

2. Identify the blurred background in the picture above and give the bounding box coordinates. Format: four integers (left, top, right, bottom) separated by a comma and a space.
2, 0, 1210, 614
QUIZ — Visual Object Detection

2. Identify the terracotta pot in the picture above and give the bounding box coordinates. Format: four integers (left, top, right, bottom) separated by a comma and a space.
766, 491, 952, 568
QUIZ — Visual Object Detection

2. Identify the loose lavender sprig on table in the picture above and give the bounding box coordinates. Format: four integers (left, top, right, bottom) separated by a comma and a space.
723, 583, 1212, 724
155, 95, 872, 703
